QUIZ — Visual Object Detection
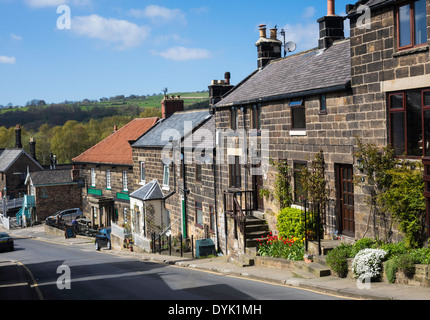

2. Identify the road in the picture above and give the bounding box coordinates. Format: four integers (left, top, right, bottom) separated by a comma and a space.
0, 237, 349, 302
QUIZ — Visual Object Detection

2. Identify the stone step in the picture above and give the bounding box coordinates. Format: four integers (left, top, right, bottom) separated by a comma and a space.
296, 261, 331, 277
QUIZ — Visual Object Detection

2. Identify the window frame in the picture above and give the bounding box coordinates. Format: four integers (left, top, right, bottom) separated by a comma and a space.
140, 161, 146, 183
106, 169, 111, 190
195, 201, 203, 227
122, 171, 128, 192
396, 0, 428, 51
90, 168, 96, 188
289, 99, 306, 130
230, 106, 239, 130
319, 94, 327, 114
388, 88, 430, 158
229, 155, 241, 188
162, 164, 170, 188
195, 163, 202, 182
250, 104, 262, 130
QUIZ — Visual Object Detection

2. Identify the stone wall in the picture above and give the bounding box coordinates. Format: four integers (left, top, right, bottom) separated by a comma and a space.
35, 184, 82, 220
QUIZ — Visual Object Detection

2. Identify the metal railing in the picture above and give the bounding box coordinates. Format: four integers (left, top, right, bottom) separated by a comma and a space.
223, 190, 257, 252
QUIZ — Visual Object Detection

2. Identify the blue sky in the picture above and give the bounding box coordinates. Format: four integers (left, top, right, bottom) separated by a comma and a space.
0, 0, 352, 106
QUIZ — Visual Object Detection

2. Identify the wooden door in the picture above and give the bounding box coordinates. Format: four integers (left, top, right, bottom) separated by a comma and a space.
337, 164, 355, 235
252, 164, 264, 211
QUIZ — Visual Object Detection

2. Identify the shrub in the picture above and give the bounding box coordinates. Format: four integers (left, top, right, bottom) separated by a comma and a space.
326, 243, 353, 278
409, 247, 430, 264
350, 238, 377, 257
385, 258, 398, 283
277, 207, 304, 240
352, 248, 387, 282
379, 241, 409, 259
396, 253, 417, 278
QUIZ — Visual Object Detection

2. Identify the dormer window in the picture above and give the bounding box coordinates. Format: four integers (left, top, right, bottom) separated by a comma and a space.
397, 0, 427, 50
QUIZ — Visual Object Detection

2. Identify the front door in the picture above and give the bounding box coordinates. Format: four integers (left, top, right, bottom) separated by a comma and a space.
252, 164, 264, 211
337, 164, 355, 236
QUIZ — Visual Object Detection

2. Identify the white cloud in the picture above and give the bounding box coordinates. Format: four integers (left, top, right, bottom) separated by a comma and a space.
26, 0, 67, 7
25, 0, 91, 7
281, 22, 319, 51
129, 5, 186, 24
0, 56, 16, 64
72, 14, 150, 50
157, 46, 211, 61
302, 6, 316, 19
11, 34, 22, 40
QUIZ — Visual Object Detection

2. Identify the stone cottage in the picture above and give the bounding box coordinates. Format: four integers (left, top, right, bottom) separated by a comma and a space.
130, 96, 213, 250
72, 117, 158, 229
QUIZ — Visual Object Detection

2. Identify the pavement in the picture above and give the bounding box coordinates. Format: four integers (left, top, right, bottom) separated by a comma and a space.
2, 224, 430, 300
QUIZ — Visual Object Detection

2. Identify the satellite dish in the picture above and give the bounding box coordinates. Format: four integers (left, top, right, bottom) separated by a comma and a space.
285, 41, 297, 53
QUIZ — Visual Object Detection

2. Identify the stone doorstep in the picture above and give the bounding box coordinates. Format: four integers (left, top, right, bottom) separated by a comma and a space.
254, 255, 331, 278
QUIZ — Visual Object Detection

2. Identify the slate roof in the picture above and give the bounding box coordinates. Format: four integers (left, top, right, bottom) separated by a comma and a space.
216, 39, 351, 107
129, 180, 164, 201
0, 149, 43, 172
348, 0, 394, 15
27, 169, 76, 186
132, 110, 211, 148
72, 117, 158, 165
190, 115, 215, 150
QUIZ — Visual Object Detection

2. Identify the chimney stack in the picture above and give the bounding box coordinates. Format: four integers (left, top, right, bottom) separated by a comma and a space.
317, 0, 345, 49
29, 137, 36, 160
161, 96, 184, 119
15, 124, 22, 149
209, 72, 234, 107
71, 165, 80, 182
255, 25, 282, 69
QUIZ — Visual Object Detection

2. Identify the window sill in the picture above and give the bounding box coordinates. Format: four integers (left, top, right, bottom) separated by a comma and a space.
162, 186, 170, 191
139, 181, 146, 186
393, 45, 429, 58
289, 130, 307, 136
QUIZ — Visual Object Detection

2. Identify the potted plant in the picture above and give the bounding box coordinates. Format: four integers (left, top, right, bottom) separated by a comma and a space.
304, 253, 313, 263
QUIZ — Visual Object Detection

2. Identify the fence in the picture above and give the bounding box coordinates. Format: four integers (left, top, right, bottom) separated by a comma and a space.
0, 213, 10, 230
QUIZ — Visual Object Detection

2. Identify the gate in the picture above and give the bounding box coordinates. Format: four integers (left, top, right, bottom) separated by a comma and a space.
302, 198, 337, 255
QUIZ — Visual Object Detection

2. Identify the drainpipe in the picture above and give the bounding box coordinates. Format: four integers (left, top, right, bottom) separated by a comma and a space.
212, 148, 220, 252
241, 106, 248, 196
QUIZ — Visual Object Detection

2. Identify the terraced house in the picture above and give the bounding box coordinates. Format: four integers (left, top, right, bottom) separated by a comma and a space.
210, 0, 430, 258
72, 117, 158, 229
130, 96, 213, 251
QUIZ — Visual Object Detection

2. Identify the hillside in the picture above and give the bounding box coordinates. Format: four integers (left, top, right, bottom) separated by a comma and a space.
0, 91, 209, 131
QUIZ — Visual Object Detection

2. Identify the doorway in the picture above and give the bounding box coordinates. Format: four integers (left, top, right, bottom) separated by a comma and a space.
336, 164, 355, 236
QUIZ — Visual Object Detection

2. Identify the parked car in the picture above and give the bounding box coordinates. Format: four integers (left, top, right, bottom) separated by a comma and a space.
95, 227, 111, 251
45, 208, 83, 225
0, 232, 14, 252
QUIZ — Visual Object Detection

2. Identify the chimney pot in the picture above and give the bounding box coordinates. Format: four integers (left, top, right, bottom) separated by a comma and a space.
327, 0, 335, 16
259, 24, 267, 38
270, 27, 278, 40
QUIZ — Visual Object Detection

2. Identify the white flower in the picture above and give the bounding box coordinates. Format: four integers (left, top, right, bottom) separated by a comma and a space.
352, 248, 387, 282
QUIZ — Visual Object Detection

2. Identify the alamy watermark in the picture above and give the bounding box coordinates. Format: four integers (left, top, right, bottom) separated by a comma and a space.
57, 5, 71, 30
160, 125, 270, 177
57, 264, 71, 290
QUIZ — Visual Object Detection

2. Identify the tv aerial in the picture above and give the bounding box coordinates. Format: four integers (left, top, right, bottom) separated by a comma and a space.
280, 29, 296, 57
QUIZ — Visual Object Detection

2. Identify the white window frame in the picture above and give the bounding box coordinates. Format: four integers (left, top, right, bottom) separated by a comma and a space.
123, 171, 128, 192
90, 168, 96, 187
106, 169, 111, 189
162, 164, 170, 189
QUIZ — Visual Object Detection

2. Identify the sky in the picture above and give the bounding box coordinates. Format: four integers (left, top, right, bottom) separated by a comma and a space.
0, 0, 353, 106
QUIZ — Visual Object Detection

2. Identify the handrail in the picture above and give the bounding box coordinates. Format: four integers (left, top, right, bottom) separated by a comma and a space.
155, 217, 180, 241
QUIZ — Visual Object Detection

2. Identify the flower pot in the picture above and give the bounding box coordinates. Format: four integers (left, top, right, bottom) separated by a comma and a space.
129, 246, 133, 252
304, 258, 313, 263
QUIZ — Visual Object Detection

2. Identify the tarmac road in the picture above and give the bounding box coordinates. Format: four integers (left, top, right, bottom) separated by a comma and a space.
0, 236, 348, 301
